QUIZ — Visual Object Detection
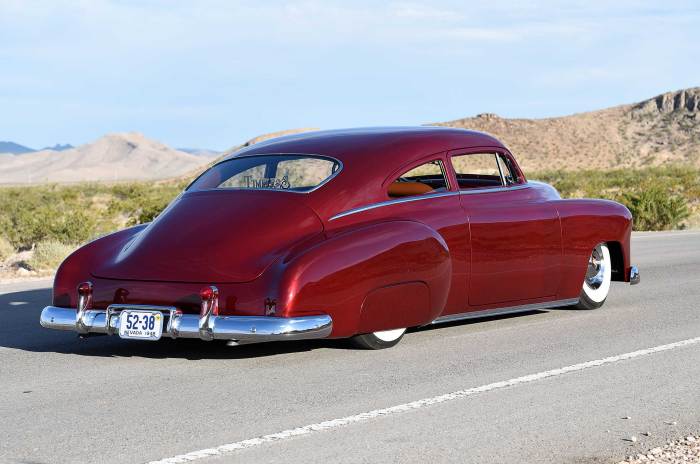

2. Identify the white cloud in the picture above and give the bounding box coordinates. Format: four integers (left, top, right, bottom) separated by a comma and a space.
389, 2, 461, 20
1, 0, 698, 147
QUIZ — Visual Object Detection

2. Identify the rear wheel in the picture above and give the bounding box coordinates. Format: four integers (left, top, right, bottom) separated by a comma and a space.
351, 328, 406, 349
574, 243, 611, 310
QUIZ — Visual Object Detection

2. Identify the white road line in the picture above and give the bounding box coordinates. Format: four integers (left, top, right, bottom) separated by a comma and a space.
633, 231, 700, 239
146, 336, 700, 464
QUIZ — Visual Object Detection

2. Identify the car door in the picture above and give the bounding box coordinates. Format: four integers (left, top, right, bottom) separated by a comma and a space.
448, 149, 562, 307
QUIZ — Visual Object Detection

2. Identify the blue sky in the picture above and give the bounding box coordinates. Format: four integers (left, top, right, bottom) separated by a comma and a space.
1, 0, 698, 150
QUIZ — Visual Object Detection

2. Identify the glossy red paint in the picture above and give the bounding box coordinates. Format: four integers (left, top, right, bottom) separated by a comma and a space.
92, 190, 323, 283
52, 127, 634, 339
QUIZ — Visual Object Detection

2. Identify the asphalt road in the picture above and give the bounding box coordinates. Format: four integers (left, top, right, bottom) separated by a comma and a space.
1, 231, 699, 464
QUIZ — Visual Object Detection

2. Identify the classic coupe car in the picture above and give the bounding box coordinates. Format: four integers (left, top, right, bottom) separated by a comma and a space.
41, 127, 639, 349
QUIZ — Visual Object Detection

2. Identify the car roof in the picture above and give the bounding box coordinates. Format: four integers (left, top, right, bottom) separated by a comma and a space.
229, 126, 506, 167
221, 127, 509, 220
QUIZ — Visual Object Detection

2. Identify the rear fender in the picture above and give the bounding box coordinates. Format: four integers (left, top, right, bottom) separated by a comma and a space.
52, 225, 148, 307
276, 220, 452, 337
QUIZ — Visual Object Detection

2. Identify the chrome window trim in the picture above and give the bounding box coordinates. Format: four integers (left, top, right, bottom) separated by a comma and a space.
458, 183, 530, 195
330, 191, 459, 221
187, 153, 343, 194
438, 159, 451, 191
495, 153, 506, 186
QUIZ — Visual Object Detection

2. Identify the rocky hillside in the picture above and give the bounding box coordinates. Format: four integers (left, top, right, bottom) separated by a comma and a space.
0, 133, 212, 184
436, 88, 700, 171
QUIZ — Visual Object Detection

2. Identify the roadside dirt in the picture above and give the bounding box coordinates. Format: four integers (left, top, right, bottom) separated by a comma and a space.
618, 435, 699, 464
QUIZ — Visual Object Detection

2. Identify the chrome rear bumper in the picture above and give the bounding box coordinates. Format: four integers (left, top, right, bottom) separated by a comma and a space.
39, 305, 333, 344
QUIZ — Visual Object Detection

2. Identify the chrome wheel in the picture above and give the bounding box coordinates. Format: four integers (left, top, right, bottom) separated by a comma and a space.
585, 245, 606, 290
581, 243, 611, 304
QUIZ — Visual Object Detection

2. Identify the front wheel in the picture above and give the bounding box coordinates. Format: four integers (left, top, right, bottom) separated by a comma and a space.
574, 243, 612, 310
351, 328, 407, 349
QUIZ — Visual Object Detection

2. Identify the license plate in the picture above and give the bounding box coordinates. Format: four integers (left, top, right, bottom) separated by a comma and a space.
118, 310, 163, 341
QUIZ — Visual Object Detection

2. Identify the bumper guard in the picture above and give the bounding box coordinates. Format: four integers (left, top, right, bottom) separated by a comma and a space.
630, 265, 640, 285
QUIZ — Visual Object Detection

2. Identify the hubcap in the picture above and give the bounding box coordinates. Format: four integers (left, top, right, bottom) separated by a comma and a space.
585, 245, 606, 290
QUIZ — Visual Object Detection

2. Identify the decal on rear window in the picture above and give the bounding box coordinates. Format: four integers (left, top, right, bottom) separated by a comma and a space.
188, 155, 341, 193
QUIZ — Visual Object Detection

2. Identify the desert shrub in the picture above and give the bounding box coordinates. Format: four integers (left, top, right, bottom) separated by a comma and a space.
621, 187, 690, 230
0, 166, 697, 251
0, 236, 15, 261
0, 181, 185, 249
27, 240, 76, 270
107, 181, 186, 226
131, 197, 171, 224
0, 185, 109, 249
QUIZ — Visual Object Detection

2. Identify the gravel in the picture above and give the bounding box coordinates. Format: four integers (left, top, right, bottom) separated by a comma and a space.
617, 435, 700, 463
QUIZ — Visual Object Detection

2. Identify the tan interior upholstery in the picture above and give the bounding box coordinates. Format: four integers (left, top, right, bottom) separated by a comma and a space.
387, 181, 434, 198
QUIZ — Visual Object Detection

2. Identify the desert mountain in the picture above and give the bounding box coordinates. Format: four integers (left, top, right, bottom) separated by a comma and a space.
41, 143, 74, 151
177, 127, 320, 181
177, 148, 220, 157
436, 88, 700, 171
0, 141, 73, 155
0, 133, 212, 184
235, 127, 320, 151
0, 141, 34, 155
215, 90, 700, 173
3, 89, 697, 184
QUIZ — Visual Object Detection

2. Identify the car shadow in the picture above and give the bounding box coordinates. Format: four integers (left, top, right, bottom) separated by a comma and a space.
0, 287, 347, 360
1, 287, 567, 359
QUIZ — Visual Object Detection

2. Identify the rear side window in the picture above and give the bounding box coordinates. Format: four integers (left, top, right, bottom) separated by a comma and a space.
188, 155, 341, 192
387, 160, 449, 198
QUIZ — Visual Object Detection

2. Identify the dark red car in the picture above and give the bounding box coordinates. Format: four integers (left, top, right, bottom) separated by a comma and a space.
40, 127, 639, 349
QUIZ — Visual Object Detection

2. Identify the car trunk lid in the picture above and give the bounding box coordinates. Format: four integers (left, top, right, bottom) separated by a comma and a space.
92, 190, 323, 283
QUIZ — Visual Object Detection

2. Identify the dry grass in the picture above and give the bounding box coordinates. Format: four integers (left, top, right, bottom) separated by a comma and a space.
0, 237, 14, 261
26, 240, 76, 271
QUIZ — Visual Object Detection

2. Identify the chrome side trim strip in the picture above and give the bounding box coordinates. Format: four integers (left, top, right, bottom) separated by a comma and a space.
430, 298, 579, 325
330, 183, 533, 221
457, 183, 530, 195
330, 191, 459, 221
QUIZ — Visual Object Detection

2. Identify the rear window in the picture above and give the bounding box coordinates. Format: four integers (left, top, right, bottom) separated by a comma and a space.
188, 155, 341, 192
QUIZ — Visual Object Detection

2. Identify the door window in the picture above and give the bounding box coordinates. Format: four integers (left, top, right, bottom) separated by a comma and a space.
451, 153, 503, 190
451, 153, 520, 189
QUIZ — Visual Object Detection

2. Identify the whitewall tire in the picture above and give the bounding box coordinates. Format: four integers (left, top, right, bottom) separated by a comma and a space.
351, 327, 407, 349
575, 243, 612, 310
